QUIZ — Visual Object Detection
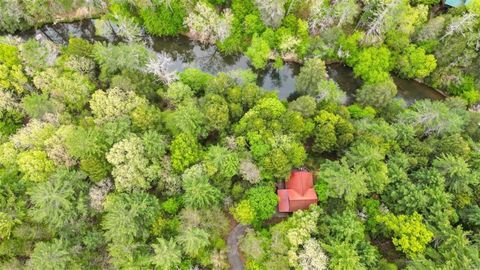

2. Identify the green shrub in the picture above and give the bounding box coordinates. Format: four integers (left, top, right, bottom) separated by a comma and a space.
63, 38, 93, 58
140, 2, 186, 36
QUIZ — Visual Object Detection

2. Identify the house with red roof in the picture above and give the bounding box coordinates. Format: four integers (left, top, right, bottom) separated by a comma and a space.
277, 170, 318, 212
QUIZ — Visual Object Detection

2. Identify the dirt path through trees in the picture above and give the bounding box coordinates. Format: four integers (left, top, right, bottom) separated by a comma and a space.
227, 224, 246, 270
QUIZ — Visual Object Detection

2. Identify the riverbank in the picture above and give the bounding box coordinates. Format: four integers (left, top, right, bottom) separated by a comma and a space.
0, 3, 106, 35
8, 19, 445, 103
186, 28, 449, 101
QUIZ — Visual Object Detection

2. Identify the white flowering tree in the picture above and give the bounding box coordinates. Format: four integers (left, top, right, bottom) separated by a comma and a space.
239, 158, 261, 184
254, 0, 287, 28
106, 135, 158, 192
309, 0, 360, 34
89, 179, 113, 211
185, 2, 233, 44
297, 239, 329, 270
144, 52, 178, 85
89, 87, 146, 124
0, 91, 20, 115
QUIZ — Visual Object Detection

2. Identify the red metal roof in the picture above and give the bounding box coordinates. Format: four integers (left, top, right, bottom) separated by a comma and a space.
277, 189, 290, 213
286, 171, 314, 193
277, 170, 318, 213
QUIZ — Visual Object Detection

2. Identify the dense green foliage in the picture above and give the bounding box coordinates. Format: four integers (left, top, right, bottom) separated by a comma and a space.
0, 0, 105, 33
0, 0, 480, 269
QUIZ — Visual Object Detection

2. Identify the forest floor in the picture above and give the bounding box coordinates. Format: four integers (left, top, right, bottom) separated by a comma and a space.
53, 6, 105, 24
372, 238, 407, 268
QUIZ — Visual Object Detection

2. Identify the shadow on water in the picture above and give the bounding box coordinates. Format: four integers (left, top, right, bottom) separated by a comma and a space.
151, 35, 302, 100
394, 77, 445, 102
326, 63, 362, 104
18, 20, 96, 44
21, 19, 445, 103
326, 63, 444, 104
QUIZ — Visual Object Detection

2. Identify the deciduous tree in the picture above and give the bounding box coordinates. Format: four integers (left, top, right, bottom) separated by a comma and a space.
246, 35, 271, 69
377, 212, 434, 258
90, 87, 145, 124
312, 110, 354, 154
139, 1, 186, 36
353, 46, 393, 84
254, 0, 286, 28
297, 239, 329, 270
106, 135, 158, 192
185, 1, 233, 43
397, 45, 437, 79
170, 133, 203, 173
17, 150, 55, 182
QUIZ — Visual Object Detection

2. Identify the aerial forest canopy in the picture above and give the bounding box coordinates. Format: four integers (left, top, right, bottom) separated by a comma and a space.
0, 0, 479, 269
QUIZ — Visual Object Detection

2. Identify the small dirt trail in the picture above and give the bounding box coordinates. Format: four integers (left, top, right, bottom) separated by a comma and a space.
227, 224, 246, 270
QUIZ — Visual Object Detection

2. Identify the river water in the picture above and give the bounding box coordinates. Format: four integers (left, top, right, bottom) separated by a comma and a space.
17, 19, 445, 103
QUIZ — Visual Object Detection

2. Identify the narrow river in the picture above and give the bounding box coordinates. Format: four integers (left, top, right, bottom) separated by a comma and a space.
16, 19, 445, 103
